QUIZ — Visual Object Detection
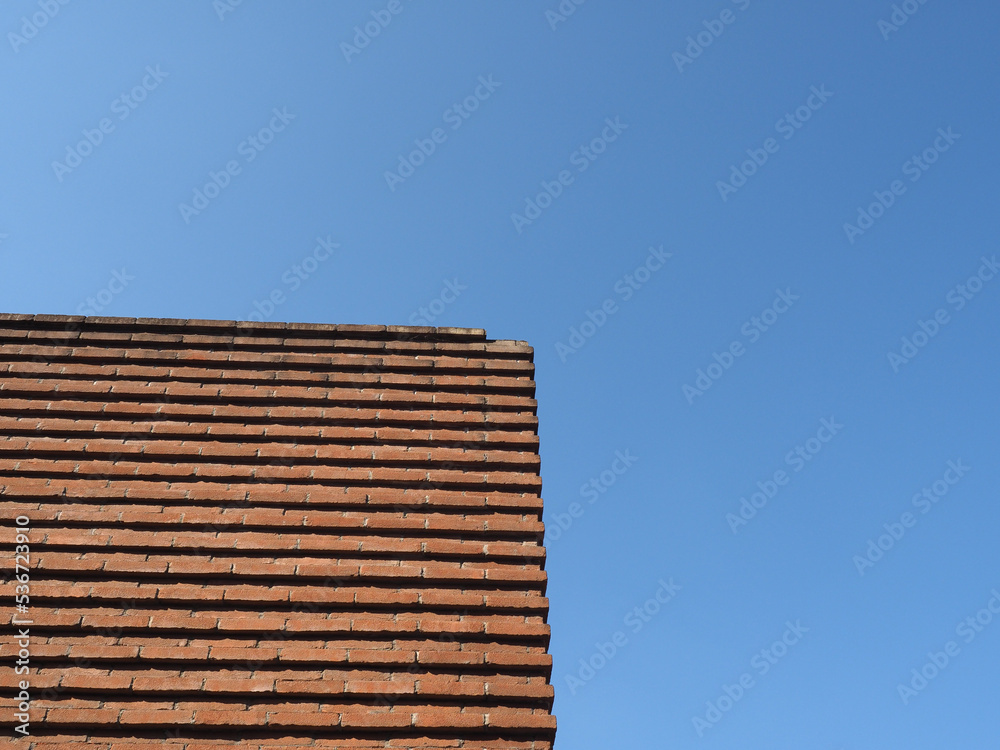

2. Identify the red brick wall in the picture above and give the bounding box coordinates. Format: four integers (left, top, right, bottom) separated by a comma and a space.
0, 314, 554, 750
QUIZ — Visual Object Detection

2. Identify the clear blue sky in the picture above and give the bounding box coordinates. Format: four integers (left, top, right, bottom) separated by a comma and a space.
3, 1, 1000, 747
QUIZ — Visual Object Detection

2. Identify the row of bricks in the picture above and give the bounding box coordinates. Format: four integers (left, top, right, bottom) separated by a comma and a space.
17, 747, 552, 750
15, 714, 555, 733
0, 459, 544, 492
2, 507, 545, 526
10, 697, 549, 712
0, 502, 546, 530
22, 633, 548, 655
3, 501, 542, 528
0, 437, 541, 470
7, 528, 546, 560
0, 376, 536, 410
0, 328, 532, 359
14, 561, 545, 585
25, 634, 548, 660
0, 324, 516, 355
5, 664, 547, 680
0, 395, 538, 427
0, 479, 544, 509
0, 702, 555, 732
9, 596, 551, 621
0, 390, 535, 423
21, 509, 541, 532
0, 467, 539, 496
0, 345, 534, 375
0, 314, 489, 336
0, 328, 523, 351
10, 709, 555, 727
3, 467, 541, 502
13, 739, 553, 750
0, 670, 553, 699
22, 551, 546, 582
3, 580, 549, 610
0, 360, 535, 394
0, 500, 541, 533
15, 642, 552, 666
9, 611, 550, 638
0, 415, 540, 448
3, 508, 545, 533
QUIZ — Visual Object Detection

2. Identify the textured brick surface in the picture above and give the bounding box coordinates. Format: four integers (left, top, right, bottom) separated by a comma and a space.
1, 315, 553, 749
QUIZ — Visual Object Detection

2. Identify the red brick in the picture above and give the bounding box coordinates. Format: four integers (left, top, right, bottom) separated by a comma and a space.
275, 679, 345, 694
202, 676, 274, 692
140, 645, 211, 659
341, 711, 413, 729
412, 709, 485, 729
46, 707, 122, 724
486, 711, 557, 730
119, 709, 196, 724
61, 672, 134, 690
191, 708, 267, 725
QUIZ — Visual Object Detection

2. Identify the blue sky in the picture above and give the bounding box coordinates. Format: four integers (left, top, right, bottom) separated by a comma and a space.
3, 0, 1000, 747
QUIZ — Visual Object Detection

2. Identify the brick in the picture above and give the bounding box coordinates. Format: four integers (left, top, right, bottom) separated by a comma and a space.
207, 645, 277, 661
347, 649, 415, 665
265, 711, 334, 727
132, 674, 205, 691
147, 613, 218, 630
412, 709, 486, 729
345, 678, 415, 695
202, 676, 275, 692
68, 645, 140, 659
278, 646, 348, 662
275, 678, 345, 694
416, 651, 484, 666
486, 711, 557, 730
61, 672, 134, 690
216, 615, 287, 631
341, 711, 413, 729
140, 645, 211, 659
46, 707, 122, 724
